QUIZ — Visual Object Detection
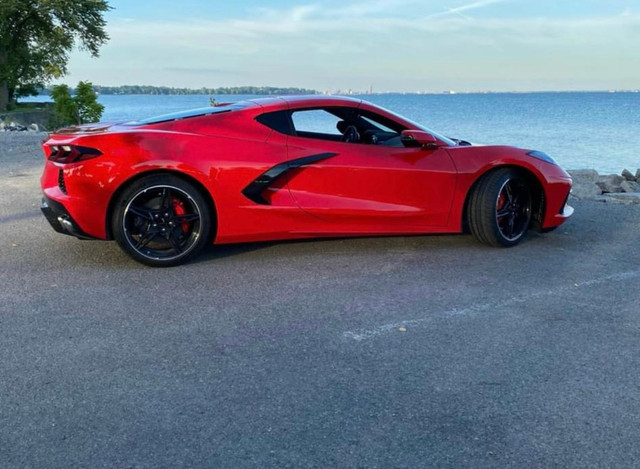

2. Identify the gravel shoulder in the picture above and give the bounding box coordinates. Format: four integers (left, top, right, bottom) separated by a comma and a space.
1, 132, 640, 468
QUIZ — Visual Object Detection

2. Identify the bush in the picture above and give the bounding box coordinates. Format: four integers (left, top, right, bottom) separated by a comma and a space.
51, 81, 104, 127
75, 81, 104, 124
51, 84, 77, 127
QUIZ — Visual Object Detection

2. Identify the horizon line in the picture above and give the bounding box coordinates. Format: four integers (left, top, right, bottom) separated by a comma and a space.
41, 84, 640, 95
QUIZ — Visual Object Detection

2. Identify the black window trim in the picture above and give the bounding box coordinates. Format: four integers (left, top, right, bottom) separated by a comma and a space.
254, 105, 412, 145
254, 110, 295, 136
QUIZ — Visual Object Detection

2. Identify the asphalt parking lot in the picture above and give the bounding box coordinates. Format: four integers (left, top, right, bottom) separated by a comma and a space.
1, 138, 640, 468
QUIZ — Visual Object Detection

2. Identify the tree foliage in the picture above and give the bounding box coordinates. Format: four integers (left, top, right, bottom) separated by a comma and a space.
50, 83, 76, 126
39, 85, 321, 96
74, 81, 104, 123
90, 85, 320, 96
0, 0, 110, 110
51, 81, 104, 127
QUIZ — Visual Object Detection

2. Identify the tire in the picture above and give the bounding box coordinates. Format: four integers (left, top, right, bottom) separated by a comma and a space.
468, 168, 532, 247
112, 174, 212, 267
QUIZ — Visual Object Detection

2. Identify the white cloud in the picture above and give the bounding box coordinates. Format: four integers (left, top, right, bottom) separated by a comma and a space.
64, 2, 640, 91
432, 0, 511, 19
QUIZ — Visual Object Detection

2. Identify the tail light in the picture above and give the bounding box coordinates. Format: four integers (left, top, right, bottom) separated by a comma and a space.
48, 145, 102, 164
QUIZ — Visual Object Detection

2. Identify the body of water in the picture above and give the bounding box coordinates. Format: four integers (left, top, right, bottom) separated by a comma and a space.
25, 92, 639, 173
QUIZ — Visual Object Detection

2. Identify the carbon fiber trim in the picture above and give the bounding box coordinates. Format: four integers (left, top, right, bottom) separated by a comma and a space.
242, 152, 338, 205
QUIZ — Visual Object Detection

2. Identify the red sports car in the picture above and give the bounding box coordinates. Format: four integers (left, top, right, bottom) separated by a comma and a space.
40, 96, 573, 266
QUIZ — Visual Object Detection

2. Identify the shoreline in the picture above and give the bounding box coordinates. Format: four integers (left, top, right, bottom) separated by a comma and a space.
24, 89, 640, 97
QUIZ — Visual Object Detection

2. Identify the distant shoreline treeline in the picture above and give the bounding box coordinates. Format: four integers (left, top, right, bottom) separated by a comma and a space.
40, 85, 319, 96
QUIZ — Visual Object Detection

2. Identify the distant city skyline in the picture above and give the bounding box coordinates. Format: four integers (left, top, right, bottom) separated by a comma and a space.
59, 0, 640, 92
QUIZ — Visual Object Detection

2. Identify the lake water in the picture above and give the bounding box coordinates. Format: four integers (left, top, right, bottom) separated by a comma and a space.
26, 92, 640, 173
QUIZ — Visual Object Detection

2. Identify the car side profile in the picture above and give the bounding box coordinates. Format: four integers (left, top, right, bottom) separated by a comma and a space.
40, 95, 573, 266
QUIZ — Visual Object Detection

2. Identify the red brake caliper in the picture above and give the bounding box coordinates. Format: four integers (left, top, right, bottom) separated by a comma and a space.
170, 197, 190, 233
496, 193, 506, 226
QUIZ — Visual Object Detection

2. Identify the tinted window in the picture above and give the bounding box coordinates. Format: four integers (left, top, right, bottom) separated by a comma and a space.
255, 111, 293, 135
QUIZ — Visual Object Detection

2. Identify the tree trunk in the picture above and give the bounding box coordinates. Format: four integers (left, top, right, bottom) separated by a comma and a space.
0, 80, 8, 112
0, 48, 8, 111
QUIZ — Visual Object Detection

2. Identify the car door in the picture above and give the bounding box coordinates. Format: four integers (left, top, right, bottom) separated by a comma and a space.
285, 107, 458, 230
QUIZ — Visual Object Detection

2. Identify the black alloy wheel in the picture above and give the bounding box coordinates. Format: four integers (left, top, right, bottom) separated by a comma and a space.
468, 168, 532, 247
495, 177, 532, 242
112, 174, 212, 266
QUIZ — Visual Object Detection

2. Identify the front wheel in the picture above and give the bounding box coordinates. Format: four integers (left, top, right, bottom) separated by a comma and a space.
112, 174, 212, 267
468, 168, 532, 247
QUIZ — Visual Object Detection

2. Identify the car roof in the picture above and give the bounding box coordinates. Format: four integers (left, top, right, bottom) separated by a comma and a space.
130, 95, 364, 127
248, 95, 363, 111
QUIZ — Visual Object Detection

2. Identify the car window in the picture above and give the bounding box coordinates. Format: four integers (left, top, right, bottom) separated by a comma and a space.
291, 109, 342, 136
255, 111, 293, 135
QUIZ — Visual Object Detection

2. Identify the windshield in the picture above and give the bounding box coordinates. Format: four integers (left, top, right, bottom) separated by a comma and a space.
382, 108, 457, 146
367, 103, 457, 147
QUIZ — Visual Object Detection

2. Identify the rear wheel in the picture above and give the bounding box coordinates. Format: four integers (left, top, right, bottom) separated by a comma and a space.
112, 174, 212, 266
468, 168, 532, 247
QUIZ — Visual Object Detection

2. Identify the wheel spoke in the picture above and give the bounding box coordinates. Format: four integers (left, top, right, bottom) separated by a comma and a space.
160, 187, 171, 210
134, 229, 158, 250
128, 205, 154, 220
504, 183, 513, 204
167, 233, 184, 254
507, 216, 515, 237
496, 207, 510, 218
173, 213, 200, 223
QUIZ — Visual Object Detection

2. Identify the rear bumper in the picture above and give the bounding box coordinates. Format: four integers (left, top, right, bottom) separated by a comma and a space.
40, 195, 96, 240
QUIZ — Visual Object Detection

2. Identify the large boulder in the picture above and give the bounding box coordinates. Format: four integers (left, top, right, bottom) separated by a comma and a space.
621, 180, 640, 193
568, 169, 640, 202
7, 121, 27, 131
568, 169, 601, 199
569, 169, 598, 181
622, 169, 636, 181
596, 174, 625, 193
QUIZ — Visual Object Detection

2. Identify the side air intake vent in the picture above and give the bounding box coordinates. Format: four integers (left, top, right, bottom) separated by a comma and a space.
58, 169, 67, 194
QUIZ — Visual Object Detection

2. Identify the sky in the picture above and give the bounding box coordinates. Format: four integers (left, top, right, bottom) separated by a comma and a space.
60, 0, 640, 92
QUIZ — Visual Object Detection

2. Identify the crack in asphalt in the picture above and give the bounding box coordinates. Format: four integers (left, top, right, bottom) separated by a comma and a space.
343, 269, 640, 342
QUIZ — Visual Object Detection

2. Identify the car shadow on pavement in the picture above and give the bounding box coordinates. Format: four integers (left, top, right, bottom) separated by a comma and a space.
193, 233, 480, 265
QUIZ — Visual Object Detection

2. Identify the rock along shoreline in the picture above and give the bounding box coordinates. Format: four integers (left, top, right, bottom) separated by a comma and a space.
568, 169, 640, 205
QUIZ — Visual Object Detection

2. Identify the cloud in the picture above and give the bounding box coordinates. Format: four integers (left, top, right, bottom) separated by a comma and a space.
433, 0, 511, 19
445, 0, 510, 14
65, 2, 640, 91
106, 6, 640, 45
325, 0, 430, 17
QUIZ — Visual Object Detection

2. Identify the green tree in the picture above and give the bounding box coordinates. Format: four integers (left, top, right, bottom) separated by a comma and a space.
51, 81, 104, 127
74, 81, 104, 123
0, 0, 110, 111
50, 83, 77, 126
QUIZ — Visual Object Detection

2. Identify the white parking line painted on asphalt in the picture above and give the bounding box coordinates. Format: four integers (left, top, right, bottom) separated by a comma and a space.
342, 270, 640, 342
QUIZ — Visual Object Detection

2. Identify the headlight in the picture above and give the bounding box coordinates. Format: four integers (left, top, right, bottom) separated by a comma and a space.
527, 150, 557, 165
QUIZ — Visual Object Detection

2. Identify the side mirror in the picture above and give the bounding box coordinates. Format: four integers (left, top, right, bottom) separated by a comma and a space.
401, 130, 439, 148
